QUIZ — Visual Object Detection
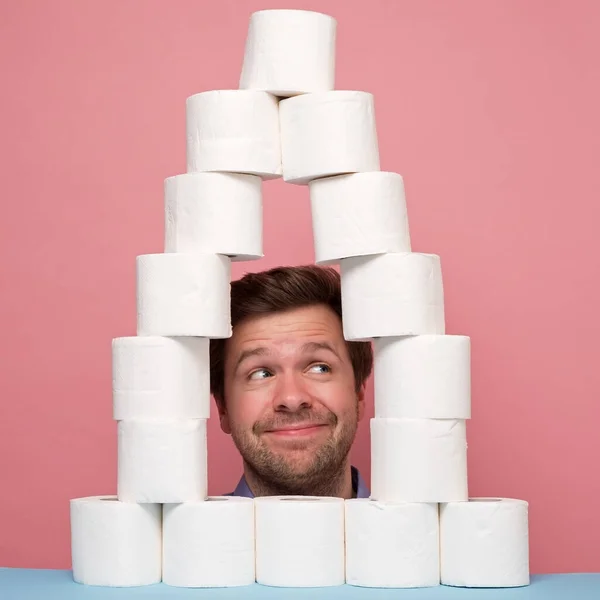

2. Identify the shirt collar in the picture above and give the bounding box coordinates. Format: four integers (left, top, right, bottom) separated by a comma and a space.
230, 465, 370, 499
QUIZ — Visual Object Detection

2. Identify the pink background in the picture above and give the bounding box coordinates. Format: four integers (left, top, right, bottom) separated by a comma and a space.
1, 0, 599, 574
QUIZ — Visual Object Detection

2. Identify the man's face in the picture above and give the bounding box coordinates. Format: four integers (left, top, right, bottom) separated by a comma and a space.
219, 304, 365, 494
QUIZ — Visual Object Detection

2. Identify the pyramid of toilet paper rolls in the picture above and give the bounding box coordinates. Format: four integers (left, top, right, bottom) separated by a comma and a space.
69, 9, 530, 589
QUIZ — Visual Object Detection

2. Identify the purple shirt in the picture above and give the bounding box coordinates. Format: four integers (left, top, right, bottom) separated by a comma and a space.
227, 466, 370, 498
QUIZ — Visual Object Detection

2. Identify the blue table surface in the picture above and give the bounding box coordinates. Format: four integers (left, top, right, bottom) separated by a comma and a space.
1, 569, 600, 599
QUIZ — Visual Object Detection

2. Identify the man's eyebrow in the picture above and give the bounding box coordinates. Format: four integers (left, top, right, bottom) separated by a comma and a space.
234, 347, 269, 373
300, 341, 341, 359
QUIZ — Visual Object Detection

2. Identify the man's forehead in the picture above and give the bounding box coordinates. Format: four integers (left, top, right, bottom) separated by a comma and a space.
226, 306, 345, 361
233, 306, 341, 341
240, 338, 338, 355
232, 330, 341, 356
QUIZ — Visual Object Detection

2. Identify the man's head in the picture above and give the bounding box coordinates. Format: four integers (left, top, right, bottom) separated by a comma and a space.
210, 265, 373, 496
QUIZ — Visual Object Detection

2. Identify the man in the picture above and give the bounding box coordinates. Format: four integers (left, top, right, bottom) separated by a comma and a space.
210, 265, 373, 499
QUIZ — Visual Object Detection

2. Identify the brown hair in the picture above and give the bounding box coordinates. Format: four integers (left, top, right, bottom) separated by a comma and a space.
210, 265, 373, 405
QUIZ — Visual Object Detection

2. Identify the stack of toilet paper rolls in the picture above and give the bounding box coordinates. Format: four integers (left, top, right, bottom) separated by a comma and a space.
70, 17, 275, 587
69, 8, 529, 590
267, 9, 529, 590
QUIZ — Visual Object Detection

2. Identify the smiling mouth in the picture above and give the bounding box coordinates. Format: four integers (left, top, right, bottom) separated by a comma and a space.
265, 424, 329, 436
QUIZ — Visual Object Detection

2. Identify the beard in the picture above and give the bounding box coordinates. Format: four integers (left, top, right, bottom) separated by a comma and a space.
230, 403, 359, 497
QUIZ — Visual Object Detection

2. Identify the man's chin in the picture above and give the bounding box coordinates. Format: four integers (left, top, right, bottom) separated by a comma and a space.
263, 443, 329, 467
265, 458, 324, 486
252, 438, 322, 471
264, 444, 321, 470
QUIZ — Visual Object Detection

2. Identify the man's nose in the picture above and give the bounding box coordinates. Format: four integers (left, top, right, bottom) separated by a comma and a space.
273, 372, 312, 412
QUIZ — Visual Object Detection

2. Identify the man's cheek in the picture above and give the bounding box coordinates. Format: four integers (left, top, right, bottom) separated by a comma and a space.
315, 386, 352, 416
233, 406, 265, 435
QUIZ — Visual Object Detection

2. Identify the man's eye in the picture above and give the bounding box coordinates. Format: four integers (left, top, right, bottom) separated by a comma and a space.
249, 368, 272, 380
309, 363, 331, 374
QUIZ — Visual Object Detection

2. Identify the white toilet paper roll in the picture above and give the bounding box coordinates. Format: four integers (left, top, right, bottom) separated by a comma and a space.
164, 172, 263, 261
340, 253, 445, 341
136, 253, 231, 338
186, 90, 281, 179
239, 9, 336, 96
112, 336, 210, 420
70, 496, 161, 587
345, 500, 440, 588
371, 418, 468, 502
440, 498, 530, 588
309, 172, 411, 264
117, 419, 207, 503
255, 496, 345, 587
374, 335, 471, 419
163, 497, 255, 587
279, 91, 380, 184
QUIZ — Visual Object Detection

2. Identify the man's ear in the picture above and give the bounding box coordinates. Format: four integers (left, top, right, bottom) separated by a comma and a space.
357, 385, 366, 422
215, 397, 232, 434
